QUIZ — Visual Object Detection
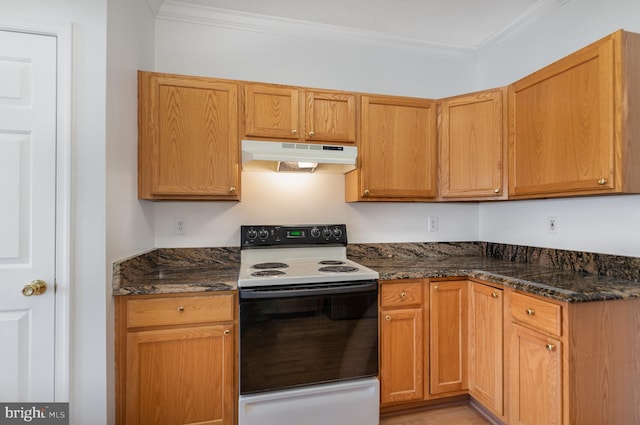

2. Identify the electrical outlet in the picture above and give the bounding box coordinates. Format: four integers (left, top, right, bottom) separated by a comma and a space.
428, 216, 438, 232
547, 216, 559, 234
174, 217, 188, 235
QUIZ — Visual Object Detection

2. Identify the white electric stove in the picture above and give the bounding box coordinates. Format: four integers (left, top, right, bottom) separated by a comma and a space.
238, 224, 378, 287
238, 224, 380, 425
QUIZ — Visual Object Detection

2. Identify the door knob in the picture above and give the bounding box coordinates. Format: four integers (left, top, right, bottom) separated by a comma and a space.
22, 280, 47, 296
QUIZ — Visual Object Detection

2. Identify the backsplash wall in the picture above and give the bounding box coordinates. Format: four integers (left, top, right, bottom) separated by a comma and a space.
153, 172, 480, 247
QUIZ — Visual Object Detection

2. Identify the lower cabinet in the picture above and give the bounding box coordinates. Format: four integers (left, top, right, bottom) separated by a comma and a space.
468, 282, 504, 419
116, 292, 237, 425
379, 280, 425, 404
429, 280, 468, 395
509, 324, 562, 425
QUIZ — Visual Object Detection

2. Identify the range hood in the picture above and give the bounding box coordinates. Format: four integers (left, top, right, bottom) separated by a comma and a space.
241, 140, 357, 173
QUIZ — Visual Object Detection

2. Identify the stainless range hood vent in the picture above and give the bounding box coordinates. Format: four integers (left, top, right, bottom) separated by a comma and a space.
241, 140, 357, 173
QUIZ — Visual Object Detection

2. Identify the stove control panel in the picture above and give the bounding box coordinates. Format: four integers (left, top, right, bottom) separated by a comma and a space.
241, 224, 347, 247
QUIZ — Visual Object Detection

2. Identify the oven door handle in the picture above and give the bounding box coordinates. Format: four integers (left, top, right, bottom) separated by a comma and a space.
240, 281, 378, 299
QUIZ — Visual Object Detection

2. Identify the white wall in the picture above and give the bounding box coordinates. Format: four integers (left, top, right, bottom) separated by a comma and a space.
154, 18, 478, 98
154, 172, 479, 247
151, 16, 481, 247
477, 0, 640, 256
106, 0, 156, 423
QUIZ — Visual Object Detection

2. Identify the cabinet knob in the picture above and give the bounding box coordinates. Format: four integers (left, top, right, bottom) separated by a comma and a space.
400, 292, 407, 298
363, 189, 370, 196
598, 178, 608, 185
291, 129, 298, 135
177, 306, 185, 312
229, 186, 236, 193
492, 292, 498, 298
526, 308, 535, 316
494, 188, 500, 194
385, 315, 391, 321
308, 131, 315, 137
546, 343, 555, 351
224, 329, 231, 335
434, 285, 439, 291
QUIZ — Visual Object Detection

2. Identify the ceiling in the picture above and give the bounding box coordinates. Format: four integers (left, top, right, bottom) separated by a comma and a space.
150, 0, 569, 55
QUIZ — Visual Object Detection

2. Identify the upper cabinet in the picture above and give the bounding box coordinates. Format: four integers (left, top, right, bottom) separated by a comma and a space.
508, 30, 640, 199
243, 82, 357, 144
438, 88, 507, 200
346, 95, 437, 201
138, 71, 240, 200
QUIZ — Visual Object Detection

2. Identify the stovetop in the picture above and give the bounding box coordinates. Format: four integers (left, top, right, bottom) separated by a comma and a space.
238, 224, 379, 288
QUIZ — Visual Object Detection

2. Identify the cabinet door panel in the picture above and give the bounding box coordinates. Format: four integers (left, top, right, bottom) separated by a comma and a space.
305, 91, 356, 143
509, 324, 562, 425
126, 324, 234, 425
360, 95, 437, 199
244, 84, 299, 139
138, 72, 239, 200
509, 36, 615, 198
380, 308, 424, 405
439, 89, 505, 199
469, 283, 503, 416
430, 281, 468, 394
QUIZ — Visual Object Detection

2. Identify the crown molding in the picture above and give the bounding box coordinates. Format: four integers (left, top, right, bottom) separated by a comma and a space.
156, 0, 474, 58
156, 0, 570, 59
146, 0, 164, 16
476, 0, 570, 55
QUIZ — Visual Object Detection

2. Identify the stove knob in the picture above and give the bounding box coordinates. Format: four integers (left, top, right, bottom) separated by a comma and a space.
310, 227, 321, 238
247, 229, 258, 239
258, 229, 269, 239
332, 227, 343, 238
321, 227, 332, 238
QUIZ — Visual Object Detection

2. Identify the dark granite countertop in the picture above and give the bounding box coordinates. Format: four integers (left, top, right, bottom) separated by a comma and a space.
357, 255, 640, 303
112, 265, 239, 295
112, 244, 640, 303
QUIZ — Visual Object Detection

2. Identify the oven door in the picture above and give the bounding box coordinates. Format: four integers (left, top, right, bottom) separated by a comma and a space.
239, 280, 378, 395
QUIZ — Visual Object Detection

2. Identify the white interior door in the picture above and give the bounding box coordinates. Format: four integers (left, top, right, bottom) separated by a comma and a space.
0, 30, 57, 402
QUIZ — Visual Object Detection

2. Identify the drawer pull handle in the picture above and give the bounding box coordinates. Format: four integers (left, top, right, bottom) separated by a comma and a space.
400, 292, 407, 298
224, 330, 231, 335
177, 306, 185, 312
526, 308, 535, 316
546, 343, 555, 351
598, 178, 608, 185
491, 292, 498, 298
434, 285, 439, 291
385, 315, 391, 321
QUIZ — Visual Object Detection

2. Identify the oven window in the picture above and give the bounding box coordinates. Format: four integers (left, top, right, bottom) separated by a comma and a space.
239, 284, 378, 394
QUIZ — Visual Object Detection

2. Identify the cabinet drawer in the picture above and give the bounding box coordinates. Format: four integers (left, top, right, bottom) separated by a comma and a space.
510, 292, 562, 336
126, 294, 235, 328
380, 281, 423, 308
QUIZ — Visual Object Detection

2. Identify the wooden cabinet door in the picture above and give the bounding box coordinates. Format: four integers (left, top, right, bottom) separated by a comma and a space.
125, 324, 235, 425
379, 307, 424, 405
439, 88, 506, 200
359, 95, 437, 200
138, 72, 239, 200
305, 91, 356, 143
508, 34, 616, 199
468, 283, 504, 417
509, 324, 562, 425
429, 280, 468, 395
244, 83, 300, 139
